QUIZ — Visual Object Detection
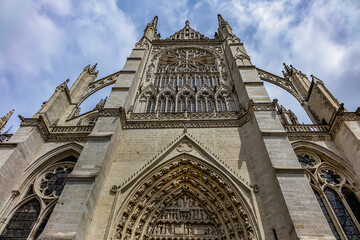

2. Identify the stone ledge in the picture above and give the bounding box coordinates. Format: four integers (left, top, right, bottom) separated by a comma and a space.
0, 142, 18, 148
127, 57, 142, 60
262, 130, 287, 136
87, 132, 113, 140
112, 87, 130, 91
229, 42, 243, 46
244, 81, 264, 85
238, 65, 256, 69
274, 167, 305, 174
119, 70, 136, 74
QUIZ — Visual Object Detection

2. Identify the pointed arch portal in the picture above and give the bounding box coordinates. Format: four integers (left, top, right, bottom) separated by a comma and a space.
112, 155, 257, 240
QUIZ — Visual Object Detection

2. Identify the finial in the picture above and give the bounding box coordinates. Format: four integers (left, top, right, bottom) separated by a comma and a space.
185, 20, 190, 26
152, 16, 158, 25
217, 14, 226, 26
0, 109, 15, 134
90, 63, 98, 72
283, 63, 292, 76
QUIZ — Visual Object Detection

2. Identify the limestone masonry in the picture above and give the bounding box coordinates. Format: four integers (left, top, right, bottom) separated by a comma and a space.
0, 15, 359, 240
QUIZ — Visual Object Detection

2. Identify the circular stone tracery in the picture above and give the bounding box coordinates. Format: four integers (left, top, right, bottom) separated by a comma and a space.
34, 162, 74, 199
114, 157, 256, 240
157, 48, 217, 73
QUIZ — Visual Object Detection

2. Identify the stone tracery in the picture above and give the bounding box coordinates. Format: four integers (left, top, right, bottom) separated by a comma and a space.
0, 157, 77, 239
134, 46, 241, 114
113, 156, 256, 240
296, 151, 360, 239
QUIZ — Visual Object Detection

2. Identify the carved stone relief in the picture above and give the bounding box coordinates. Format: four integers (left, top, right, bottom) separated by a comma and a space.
176, 141, 193, 153
113, 157, 256, 240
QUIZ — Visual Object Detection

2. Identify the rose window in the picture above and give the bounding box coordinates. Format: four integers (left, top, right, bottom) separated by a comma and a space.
157, 48, 217, 73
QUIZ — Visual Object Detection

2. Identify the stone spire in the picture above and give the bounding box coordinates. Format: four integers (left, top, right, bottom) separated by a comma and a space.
143, 16, 159, 40
217, 14, 240, 42
0, 109, 14, 133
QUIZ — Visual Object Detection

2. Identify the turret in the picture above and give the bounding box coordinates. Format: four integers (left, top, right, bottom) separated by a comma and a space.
142, 16, 160, 41
69, 63, 99, 103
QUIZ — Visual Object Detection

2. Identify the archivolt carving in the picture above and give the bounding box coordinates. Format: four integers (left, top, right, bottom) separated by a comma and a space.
113, 156, 257, 240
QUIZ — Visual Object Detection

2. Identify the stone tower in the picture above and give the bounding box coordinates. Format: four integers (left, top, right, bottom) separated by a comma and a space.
0, 15, 359, 240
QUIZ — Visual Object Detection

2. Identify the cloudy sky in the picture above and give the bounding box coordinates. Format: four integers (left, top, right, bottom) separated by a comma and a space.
1, 0, 359, 132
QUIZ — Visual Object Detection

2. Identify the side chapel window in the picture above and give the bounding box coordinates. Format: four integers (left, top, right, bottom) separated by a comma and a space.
297, 151, 360, 240
0, 156, 77, 239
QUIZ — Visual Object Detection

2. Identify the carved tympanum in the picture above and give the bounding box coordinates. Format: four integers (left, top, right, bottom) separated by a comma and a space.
113, 156, 256, 240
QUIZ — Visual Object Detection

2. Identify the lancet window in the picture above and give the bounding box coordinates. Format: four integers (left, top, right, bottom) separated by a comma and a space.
135, 47, 240, 114
296, 151, 360, 240
0, 156, 77, 239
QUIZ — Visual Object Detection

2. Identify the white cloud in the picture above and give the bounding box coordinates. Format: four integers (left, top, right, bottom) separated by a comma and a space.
0, 0, 138, 131
208, 0, 360, 121
0, 0, 359, 131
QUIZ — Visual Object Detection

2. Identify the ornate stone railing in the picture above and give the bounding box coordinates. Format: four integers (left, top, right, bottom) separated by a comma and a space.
128, 111, 241, 121
284, 124, 331, 141
51, 125, 94, 133
19, 116, 94, 142
284, 124, 330, 133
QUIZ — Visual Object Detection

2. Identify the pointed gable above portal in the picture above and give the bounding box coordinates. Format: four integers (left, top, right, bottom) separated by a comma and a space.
166, 20, 209, 40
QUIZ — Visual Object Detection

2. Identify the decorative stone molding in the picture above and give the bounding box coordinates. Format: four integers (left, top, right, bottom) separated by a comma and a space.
121, 111, 251, 129
329, 112, 360, 139
112, 156, 257, 240
287, 134, 332, 141
166, 20, 209, 40
176, 140, 193, 152
250, 100, 277, 111
285, 112, 360, 141
19, 116, 93, 142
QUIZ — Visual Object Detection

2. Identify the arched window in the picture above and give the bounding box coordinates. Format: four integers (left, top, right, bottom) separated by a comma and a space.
0, 155, 77, 239
146, 96, 156, 113
207, 96, 214, 112
296, 151, 360, 239
342, 187, 360, 223
0, 199, 40, 239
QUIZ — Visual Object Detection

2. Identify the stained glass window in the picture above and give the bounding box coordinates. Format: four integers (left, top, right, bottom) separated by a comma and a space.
297, 154, 316, 167
324, 188, 360, 239
313, 189, 340, 240
0, 199, 40, 239
342, 187, 360, 224
320, 169, 341, 185
33, 207, 54, 239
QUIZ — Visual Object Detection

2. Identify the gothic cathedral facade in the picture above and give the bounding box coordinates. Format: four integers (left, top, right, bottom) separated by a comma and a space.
0, 15, 359, 240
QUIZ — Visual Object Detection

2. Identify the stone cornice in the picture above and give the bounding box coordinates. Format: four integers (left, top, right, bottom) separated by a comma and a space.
19, 115, 93, 142
120, 109, 251, 129
285, 112, 360, 141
